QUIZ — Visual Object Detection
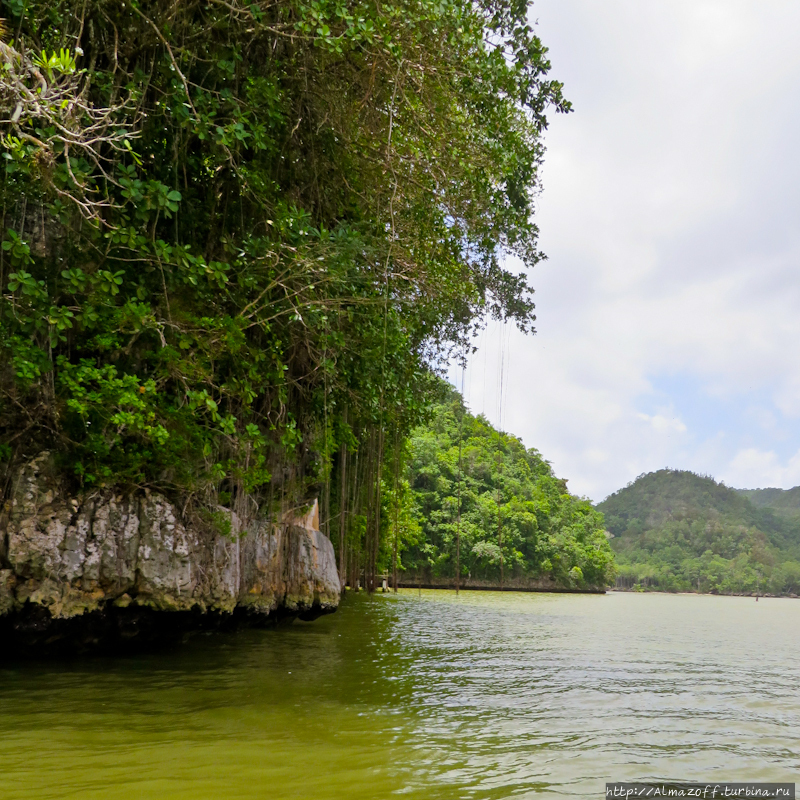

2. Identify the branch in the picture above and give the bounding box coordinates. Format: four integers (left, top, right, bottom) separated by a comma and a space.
129, 4, 199, 121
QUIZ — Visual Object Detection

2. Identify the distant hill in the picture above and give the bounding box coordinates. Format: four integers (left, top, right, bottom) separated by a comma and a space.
736, 486, 800, 527
597, 470, 800, 595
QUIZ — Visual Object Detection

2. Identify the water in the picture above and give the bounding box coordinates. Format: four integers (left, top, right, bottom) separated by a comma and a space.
1, 591, 799, 799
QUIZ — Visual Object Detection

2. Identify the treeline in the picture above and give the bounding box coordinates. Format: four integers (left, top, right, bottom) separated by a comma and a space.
0, 0, 571, 590
599, 470, 800, 595
369, 386, 616, 590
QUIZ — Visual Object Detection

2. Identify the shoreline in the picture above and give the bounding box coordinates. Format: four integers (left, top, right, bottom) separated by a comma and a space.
609, 588, 799, 598
393, 582, 606, 594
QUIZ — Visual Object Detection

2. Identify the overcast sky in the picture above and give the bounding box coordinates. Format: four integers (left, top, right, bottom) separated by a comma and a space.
453, 0, 800, 502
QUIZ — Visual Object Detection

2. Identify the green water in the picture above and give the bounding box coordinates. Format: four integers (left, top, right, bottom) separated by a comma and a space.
1, 591, 799, 799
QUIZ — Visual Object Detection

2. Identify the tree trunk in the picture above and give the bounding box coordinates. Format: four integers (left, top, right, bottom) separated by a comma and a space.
338, 408, 348, 589
370, 423, 384, 593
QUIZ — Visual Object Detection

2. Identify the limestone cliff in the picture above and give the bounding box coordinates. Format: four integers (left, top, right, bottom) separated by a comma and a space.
0, 454, 340, 653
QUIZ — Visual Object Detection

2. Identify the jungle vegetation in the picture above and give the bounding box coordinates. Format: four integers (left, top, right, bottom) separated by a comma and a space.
397, 386, 616, 590
0, 0, 577, 590
599, 470, 800, 596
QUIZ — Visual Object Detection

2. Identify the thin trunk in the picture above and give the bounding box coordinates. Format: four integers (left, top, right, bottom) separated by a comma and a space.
364, 430, 376, 592
324, 472, 331, 539
348, 444, 361, 590
355, 437, 368, 590
369, 427, 379, 593
338, 408, 348, 588
392, 425, 400, 593
371, 423, 384, 593
342, 535, 348, 593
322, 332, 329, 538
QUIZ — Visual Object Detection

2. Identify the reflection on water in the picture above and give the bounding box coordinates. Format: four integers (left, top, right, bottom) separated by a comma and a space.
1, 591, 799, 799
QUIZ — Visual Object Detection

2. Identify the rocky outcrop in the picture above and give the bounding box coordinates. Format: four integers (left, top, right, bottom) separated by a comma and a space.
0, 454, 339, 653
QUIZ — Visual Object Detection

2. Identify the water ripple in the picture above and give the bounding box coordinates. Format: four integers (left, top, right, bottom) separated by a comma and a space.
1, 591, 798, 799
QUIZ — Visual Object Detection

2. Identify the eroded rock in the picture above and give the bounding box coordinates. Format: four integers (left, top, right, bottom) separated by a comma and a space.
0, 454, 340, 653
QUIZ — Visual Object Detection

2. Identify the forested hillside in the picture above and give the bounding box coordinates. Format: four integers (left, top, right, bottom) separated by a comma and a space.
599, 470, 800, 595
737, 486, 800, 525
394, 387, 616, 590
0, 0, 571, 591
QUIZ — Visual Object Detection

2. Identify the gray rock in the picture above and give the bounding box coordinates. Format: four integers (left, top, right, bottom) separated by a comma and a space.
0, 454, 340, 625
0, 570, 15, 616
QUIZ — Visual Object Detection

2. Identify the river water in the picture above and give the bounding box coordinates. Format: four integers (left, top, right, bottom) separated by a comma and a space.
1, 591, 799, 799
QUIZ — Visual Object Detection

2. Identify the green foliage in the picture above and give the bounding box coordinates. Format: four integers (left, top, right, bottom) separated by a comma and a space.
32, 48, 78, 78
198, 508, 235, 541
0, 0, 567, 514
599, 470, 800, 595
736, 486, 800, 531
401, 386, 616, 589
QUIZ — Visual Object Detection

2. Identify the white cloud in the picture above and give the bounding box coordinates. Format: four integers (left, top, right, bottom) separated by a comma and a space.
637, 413, 688, 435
453, 0, 800, 501
724, 448, 800, 490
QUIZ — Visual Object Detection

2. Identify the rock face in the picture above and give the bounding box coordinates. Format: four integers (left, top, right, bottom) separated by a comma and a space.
0, 454, 340, 654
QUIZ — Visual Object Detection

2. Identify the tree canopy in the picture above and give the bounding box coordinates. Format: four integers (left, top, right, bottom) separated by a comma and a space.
397, 386, 616, 590
0, 0, 567, 489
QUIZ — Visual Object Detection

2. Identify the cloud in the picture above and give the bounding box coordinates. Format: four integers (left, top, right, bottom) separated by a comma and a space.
637, 413, 687, 435
451, 0, 800, 501
725, 448, 800, 490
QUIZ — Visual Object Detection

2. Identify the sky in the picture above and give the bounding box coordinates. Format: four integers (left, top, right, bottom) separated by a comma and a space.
451, 0, 800, 502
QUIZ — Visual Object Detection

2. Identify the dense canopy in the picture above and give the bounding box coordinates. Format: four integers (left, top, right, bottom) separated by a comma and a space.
399, 388, 616, 589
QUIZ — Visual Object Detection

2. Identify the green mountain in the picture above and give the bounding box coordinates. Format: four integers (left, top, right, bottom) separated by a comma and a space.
597, 470, 800, 595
